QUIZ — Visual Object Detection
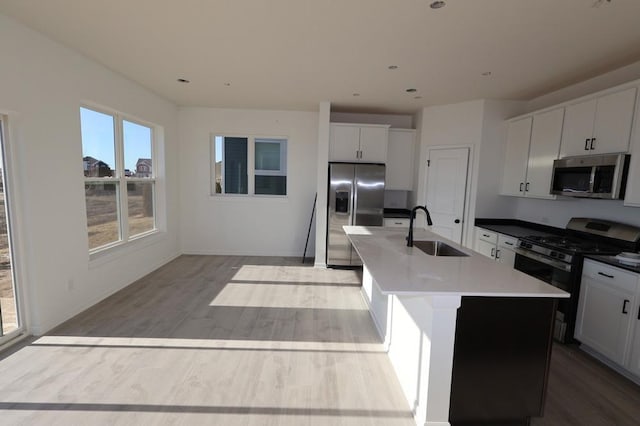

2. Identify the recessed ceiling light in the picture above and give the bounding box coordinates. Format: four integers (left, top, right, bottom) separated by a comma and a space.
353, 93, 361, 97
177, 78, 190, 83
430, 1, 446, 9
481, 71, 492, 76
388, 65, 399, 70
224, 82, 231, 86
406, 88, 417, 93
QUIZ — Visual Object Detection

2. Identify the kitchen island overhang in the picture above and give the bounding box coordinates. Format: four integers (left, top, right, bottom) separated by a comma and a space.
345, 226, 569, 426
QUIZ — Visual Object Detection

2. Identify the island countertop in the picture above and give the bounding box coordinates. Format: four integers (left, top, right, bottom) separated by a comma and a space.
345, 226, 569, 298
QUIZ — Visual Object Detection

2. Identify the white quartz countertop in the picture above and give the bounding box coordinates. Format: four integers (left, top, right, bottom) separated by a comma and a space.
345, 226, 570, 298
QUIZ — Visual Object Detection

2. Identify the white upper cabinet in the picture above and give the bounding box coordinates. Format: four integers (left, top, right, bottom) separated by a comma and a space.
501, 109, 563, 199
526, 108, 564, 198
329, 123, 388, 163
385, 129, 415, 190
625, 94, 640, 207
560, 87, 637, 157
501, 117, 532, 196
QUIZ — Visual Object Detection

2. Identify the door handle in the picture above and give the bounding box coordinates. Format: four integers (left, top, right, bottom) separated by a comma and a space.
454, 219, 460, 224
590, 138, 595, 150
584, 138, 590, 150
623, 299, 629, 314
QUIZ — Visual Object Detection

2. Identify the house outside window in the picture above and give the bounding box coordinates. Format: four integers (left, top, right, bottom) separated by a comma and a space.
80, 106, 157, 252
212, 135, 287, 196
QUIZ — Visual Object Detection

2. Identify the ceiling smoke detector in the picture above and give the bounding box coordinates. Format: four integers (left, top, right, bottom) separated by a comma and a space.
430, 1, 446, 9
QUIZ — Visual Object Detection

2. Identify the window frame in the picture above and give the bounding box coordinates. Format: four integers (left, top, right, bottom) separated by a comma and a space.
81, 104, 158, 255
211, 134, 288, 197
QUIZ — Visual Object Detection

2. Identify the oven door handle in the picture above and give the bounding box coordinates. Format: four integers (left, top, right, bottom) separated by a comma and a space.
514, 248, 572, 272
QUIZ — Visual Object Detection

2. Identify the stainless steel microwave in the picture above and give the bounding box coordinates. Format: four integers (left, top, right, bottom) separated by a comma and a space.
550, 153, 630, 199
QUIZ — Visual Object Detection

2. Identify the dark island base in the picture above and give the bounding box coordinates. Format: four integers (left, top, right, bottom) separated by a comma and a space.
449, 297, 557, 426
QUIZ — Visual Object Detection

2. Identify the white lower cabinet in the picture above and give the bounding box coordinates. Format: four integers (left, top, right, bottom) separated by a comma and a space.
474, 227, 517, 267
384, 218, 410, 228
576, 259, 640, 374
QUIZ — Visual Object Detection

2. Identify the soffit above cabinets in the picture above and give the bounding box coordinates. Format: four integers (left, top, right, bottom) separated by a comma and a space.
2, 0, 640, 113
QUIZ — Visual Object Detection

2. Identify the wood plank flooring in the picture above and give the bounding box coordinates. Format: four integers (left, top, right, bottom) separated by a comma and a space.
0, 255, 639, 425
0, 256, 415, 425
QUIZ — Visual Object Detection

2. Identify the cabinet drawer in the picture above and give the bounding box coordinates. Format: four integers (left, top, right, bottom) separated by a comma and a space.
582, 259, 639, 293
477, 228, 498, 244
384, 218, 410, 228
498, 234, 518, 250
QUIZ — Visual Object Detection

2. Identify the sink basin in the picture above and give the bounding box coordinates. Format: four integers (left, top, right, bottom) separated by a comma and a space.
413, 240, 469, 257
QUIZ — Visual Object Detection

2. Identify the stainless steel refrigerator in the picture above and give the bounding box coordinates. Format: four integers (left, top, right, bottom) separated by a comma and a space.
327, 163, 385, 266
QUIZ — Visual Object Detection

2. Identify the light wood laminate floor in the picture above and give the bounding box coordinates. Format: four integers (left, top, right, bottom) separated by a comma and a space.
0, 256, 415, 425
1, 255, 640, 425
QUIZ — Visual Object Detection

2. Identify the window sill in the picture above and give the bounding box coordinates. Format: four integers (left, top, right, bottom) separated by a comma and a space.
89, 230, 164, 268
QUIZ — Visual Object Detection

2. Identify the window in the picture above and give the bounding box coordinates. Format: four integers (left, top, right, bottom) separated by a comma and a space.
212, 135, 287, 196
81, 106, 156, 252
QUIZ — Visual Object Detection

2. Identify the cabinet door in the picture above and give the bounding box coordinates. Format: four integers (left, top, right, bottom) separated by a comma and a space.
475, 238, 497, 259
624, 111, 640, 206
560, 99, 597, 157
628, 299, 640, 377
526, 109, 563, 199
501, 117, 532, 196
591, 87, 637, 154
386, 129, 415, 190
575, 275, 635, 365
497, 234, 518, 268
329, 124, 360, 161
359, 126, 388, 163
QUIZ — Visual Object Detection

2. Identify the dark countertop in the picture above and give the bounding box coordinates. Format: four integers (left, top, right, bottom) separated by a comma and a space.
475, 219, 562, 239
384, 208, 411, 219
584, 254, 640, 274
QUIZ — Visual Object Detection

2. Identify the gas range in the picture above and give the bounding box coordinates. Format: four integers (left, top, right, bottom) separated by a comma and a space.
514, 218, 640, 343
517, 234, 622, 266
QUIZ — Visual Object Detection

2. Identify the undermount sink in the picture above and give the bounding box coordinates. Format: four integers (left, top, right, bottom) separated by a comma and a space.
413, 240, 469, 257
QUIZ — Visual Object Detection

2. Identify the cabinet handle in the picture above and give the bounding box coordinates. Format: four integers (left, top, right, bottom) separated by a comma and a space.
525, 182, 530, 192
623, 299, 629, 314
496, 249, 501, 259
590, 138, 595, 150
519, 182, 524, 192
454, 219, 461, 224
584, 138, 590, 150
490, 248, 495, 257
482, 234, 491, 238
504, 241, 514, 246
597, 271, 614, 279
637, 305, 640, 320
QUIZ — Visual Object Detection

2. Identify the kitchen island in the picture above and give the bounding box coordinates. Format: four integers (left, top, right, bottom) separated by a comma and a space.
345, 226, 569, 426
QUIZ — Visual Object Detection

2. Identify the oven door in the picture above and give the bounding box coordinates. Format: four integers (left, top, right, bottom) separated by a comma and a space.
514, 249, 573, 342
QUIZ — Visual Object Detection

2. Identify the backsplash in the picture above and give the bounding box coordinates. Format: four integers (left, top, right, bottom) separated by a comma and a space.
384, 190, 409, 208
512, 197, 640, 228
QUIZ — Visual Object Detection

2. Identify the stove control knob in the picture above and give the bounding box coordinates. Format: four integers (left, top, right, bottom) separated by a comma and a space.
558, 254, 565, 260
550, 252, 557, 258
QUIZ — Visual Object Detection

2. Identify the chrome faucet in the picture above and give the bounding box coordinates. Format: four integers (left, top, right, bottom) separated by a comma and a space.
407, 205, 433, 247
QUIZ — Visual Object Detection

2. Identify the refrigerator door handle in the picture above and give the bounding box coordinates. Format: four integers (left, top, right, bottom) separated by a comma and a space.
352, 181, 357, 224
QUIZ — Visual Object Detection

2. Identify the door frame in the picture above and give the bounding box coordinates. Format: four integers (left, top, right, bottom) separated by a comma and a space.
0, 113, 29, 345
423, 144, 475, 248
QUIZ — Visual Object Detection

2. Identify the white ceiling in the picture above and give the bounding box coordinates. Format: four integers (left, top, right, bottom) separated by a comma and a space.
2, 0, 640, 113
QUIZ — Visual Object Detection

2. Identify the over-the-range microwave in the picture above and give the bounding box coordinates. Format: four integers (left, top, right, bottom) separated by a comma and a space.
550, 153, 630, 199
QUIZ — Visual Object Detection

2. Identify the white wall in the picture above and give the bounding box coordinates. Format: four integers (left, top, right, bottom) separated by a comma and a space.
179, 107, 319, 257
475, 100, 526, 218
0, 14, 180, 335
330, 112, 414, 128
416, 100, 485, 247
513, 199, 640, 228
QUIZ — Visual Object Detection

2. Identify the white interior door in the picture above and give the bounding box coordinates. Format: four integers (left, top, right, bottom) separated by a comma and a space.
425, 148, 469, 243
